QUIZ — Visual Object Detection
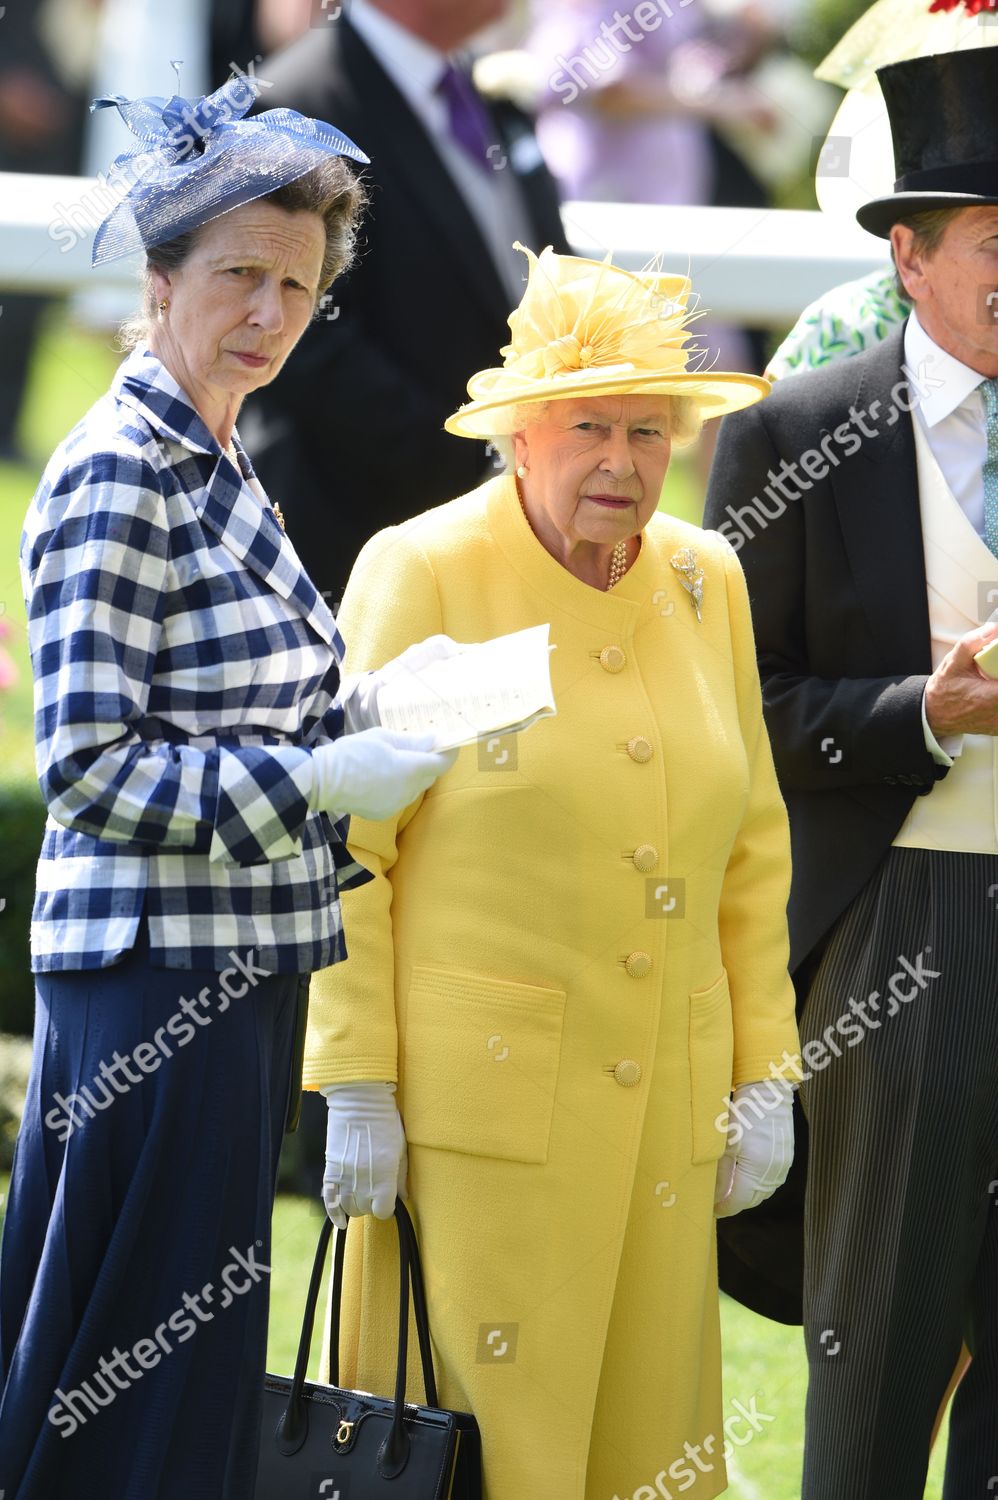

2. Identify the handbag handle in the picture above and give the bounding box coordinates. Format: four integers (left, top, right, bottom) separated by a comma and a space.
330, 1199, 439, 1407
278, 1200, 439, 1473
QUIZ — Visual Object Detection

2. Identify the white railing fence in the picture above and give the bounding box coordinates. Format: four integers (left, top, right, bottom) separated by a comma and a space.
0, 172, 890, 326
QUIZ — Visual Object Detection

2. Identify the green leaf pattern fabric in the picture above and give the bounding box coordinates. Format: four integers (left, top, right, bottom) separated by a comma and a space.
765, 266, 910, 381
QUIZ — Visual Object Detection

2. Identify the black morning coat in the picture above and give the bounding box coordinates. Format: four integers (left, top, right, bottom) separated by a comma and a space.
703, 323, 951, 1323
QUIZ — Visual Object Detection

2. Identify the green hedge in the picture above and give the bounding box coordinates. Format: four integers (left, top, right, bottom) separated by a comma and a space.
793, 0, 873, 70
0, 1034, 33, 1169
0, 782, 45, 1037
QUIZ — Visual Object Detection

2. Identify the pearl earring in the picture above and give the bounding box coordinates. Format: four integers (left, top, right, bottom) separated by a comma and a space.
516, 464, 528, 478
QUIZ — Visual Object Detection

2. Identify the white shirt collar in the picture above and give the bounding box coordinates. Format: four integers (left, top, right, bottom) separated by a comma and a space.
904, 309, 987, 427
348, 0, 447, 113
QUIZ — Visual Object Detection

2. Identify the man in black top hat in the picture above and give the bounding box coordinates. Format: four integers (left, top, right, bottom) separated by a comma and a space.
704, 45, 998, 1500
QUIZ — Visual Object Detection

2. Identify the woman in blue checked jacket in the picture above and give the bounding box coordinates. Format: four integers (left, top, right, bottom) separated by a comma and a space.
0, 77, 457, 1500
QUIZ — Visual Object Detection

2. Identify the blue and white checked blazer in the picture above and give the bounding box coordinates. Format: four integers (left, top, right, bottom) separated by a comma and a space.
21, 348, 370, 974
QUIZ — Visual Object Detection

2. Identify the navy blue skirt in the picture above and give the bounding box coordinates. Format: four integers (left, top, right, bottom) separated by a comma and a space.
0, 924, 301, 1499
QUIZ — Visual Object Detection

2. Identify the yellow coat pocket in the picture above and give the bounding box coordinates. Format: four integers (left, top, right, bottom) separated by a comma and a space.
688, 970, 735, 1164
400, 966, 567, 1164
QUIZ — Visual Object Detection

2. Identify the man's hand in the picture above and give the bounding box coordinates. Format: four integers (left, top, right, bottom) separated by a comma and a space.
925, 622, 998, 737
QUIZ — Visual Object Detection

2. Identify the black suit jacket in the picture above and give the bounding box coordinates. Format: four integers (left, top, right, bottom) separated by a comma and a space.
240, 20, 568, 601
702, 325, 951, 1322
705, 325, 950, 975
209, 0, 261, 93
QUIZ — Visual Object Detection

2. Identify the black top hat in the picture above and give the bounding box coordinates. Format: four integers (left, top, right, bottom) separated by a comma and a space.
856, 47, 998, 238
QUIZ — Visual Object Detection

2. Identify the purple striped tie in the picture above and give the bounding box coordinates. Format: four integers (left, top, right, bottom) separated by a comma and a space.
436, 62, 494, 174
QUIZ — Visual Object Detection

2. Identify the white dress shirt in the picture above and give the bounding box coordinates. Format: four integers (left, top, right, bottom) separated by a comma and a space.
907, 311, 990, 536
906, 312, 994, 768
348, 0, 534, 305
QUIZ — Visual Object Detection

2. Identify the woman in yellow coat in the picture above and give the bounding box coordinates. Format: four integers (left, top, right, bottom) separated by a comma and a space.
306, 247, 801, 1500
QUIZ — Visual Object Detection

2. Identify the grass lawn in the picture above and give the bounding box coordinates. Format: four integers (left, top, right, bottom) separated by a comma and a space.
1, 320, 953, 1496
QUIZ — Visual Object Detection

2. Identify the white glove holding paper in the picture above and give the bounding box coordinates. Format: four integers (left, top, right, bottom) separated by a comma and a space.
338, 636, 466, 734
320, 1081, 408, 1229
308, 728, 457, 820
714, 1079, 795, 1219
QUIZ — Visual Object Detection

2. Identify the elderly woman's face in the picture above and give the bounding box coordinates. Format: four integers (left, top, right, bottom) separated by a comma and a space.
150, 201, 326, 406
513, 395, 672, 546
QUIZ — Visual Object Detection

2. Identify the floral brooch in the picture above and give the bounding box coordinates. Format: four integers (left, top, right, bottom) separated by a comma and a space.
670, 547, 704, 621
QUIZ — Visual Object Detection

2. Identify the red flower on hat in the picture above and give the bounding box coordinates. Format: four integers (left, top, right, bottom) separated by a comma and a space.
928, 0, 998, 13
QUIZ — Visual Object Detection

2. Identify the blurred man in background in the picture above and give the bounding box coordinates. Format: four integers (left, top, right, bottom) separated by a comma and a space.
240, 0, 568, 602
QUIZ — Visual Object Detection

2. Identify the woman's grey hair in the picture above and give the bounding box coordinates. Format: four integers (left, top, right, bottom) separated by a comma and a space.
486, 394, 702, 470
117, 159, 367, 352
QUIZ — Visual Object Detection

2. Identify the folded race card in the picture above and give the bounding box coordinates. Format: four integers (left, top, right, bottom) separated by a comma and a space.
974, 636, 998, 680
377, 624, 557, 752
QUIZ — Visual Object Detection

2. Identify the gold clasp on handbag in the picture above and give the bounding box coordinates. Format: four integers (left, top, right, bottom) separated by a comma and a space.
335, 1419, 354, 1447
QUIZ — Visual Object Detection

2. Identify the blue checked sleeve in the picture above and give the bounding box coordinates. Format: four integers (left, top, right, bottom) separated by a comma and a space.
22, 449, 317, 867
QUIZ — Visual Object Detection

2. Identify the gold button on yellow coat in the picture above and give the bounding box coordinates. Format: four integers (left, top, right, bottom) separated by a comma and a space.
632, 842, 659, 872
305, 477, 799, 1500
599, 643, 626, 673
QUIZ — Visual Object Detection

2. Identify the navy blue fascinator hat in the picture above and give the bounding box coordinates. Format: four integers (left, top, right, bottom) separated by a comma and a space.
89, 72, 369, 266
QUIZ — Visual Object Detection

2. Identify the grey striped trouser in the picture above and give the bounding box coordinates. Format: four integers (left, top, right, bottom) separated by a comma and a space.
799, 847, 998, 1500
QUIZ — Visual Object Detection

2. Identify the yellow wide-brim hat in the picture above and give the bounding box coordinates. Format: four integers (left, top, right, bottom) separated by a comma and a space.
444, 244, 770, 440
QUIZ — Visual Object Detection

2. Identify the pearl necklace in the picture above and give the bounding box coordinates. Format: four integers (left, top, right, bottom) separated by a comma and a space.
518, 488, 630, 591
606, 538, 629, 590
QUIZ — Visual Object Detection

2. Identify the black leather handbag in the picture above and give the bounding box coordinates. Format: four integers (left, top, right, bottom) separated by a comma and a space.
256, 1200, 482, 1498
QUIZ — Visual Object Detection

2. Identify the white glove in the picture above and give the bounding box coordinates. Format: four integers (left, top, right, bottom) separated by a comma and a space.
338, 635, 466, 734
320, 1082, 408, 1229
308, 727, 457, 820
714, 1079, 795, 1219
